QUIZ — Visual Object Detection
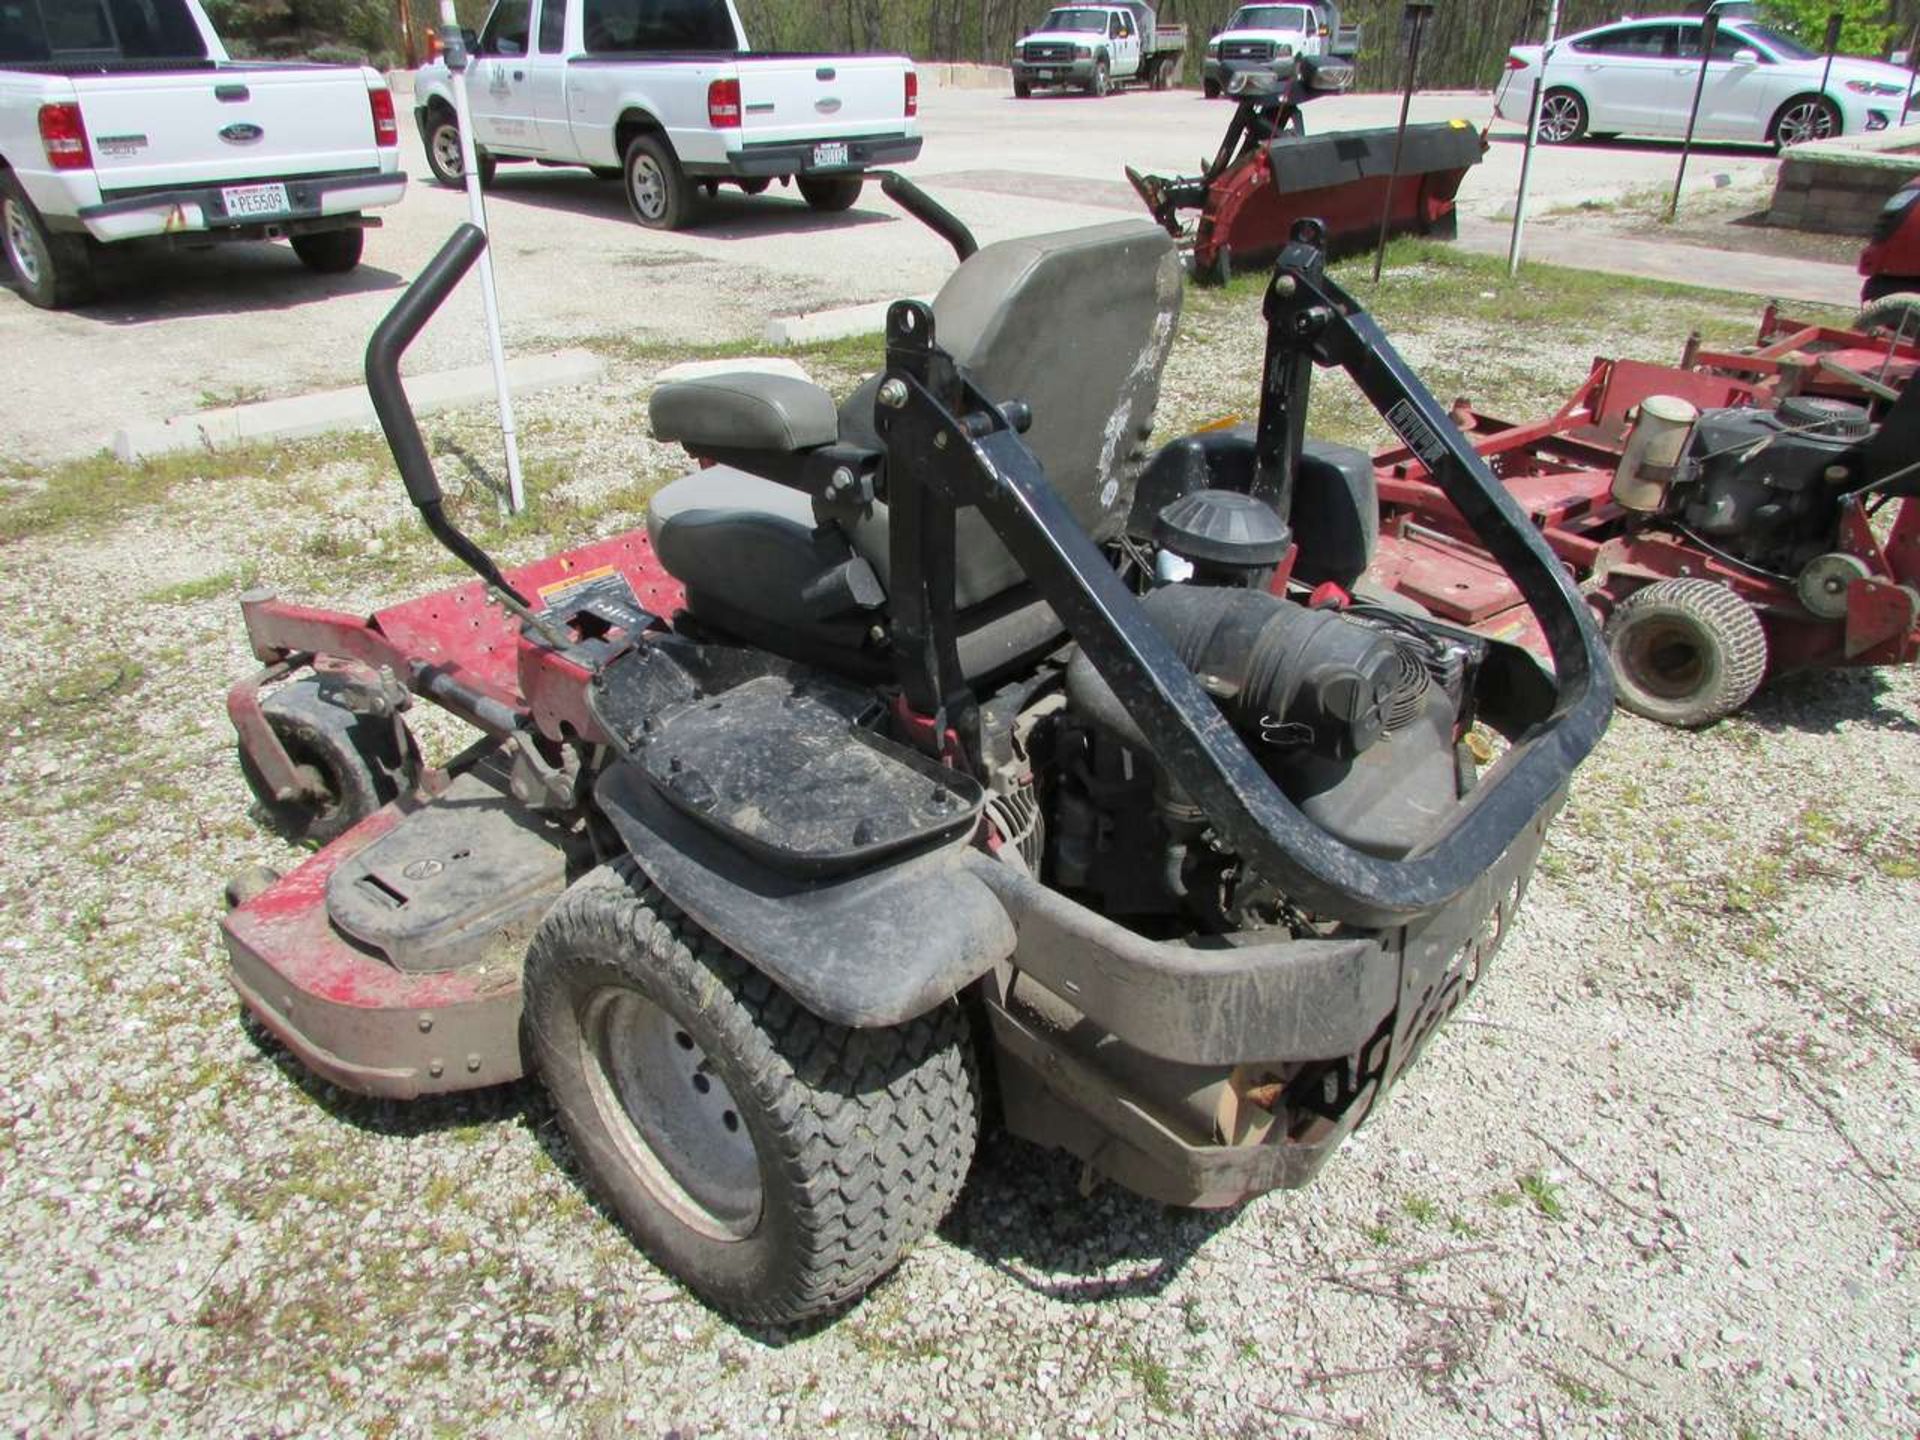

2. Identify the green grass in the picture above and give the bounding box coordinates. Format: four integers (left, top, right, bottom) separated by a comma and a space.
1401, 1193, 1439, 1225
141, 567, 260, 605
1519, 1170, 1568, 1222
1118, 1344, 1174, 1412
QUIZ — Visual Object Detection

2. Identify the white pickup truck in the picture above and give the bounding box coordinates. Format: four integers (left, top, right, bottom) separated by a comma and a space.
413, 0, 920, 231
1010, 3, 1186, 97
1202, 2, 1360, 98
0, 0, 405, 307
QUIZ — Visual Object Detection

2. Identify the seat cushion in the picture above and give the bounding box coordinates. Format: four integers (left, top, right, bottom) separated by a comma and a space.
649, 373, 839, 455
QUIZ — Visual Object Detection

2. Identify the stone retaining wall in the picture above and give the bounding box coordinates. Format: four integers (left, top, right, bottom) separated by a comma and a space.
1767, 132, 1920, 235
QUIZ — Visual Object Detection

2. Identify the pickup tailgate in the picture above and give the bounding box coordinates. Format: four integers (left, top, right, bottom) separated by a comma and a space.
735, 56, 910, 146
73, 65, 379, 193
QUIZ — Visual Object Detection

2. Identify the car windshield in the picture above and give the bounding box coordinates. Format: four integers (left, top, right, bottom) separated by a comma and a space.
1227, 5, 1310, 31
1042, 8, 1112, 32
1737, 23, 1816, 60
0, 0, 208, 62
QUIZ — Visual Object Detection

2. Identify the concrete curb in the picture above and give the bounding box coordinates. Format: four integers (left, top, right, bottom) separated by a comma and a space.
111, 349, 606, 462
763, 296, 934, 347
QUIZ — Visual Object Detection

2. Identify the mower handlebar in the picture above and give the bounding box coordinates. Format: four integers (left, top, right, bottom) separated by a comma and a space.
877, 171, 978, 263
365, 223, 488, 513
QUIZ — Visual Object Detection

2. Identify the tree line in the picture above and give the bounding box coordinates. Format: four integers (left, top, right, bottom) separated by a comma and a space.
206, 0, 1920, 86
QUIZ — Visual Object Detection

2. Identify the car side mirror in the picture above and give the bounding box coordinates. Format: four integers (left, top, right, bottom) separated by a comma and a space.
1730, 47, 1759, 65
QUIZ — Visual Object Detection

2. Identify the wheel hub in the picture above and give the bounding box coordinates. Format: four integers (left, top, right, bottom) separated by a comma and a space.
629, 158, 666, 219
582, 987, 762, 1241
433, 126, 463, 178
4, 199, 43, 287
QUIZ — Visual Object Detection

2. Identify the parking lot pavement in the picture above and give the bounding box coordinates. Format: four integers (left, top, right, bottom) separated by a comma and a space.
0, 85, 1786, 466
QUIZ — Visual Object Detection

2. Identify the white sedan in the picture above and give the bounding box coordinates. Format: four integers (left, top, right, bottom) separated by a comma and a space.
1495, 15, 1920, 148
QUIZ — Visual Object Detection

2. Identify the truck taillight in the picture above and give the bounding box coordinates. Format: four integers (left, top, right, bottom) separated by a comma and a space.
708, 78, 742, 128
1505, 54, 1528, 69
369, 87, 399, 147
905, 70, 918, 117
38, 103, 90, 172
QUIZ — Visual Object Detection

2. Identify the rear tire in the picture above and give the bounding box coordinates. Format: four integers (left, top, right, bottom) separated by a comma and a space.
624, 133, 694, 229
1087, 57, 1111, 97
797, 174, 863, 212
1853, 291, 1920, 340
524, 860, 980, 1325
1204, 77, 1222, 99
1, 173, 94, 309
237, 673, 418, 845
1605, 578, 1769, 728
1537, 87, 1588, 145
290, 227, 364, 274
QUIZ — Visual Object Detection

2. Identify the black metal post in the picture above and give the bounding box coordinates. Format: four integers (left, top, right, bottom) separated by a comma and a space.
1371, 0, 1434, 284
1818, 12, 1843, 102
1666, 8, 1722, 223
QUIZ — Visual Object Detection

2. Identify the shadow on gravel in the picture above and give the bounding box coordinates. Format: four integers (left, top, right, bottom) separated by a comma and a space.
469, 172, 896, 241
1483, 132, 1764, 161
1739, 666, 1920, 737
51, 249, 404, 327
938, 1128, 1235, 1304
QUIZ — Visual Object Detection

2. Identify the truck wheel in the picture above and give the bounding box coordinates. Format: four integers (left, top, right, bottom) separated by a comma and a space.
797, 175, 863, 212
1853, 292, 1920, 340
1013, 78, 1032, 98
735, 176, 770, 195
624, 134, 694, 230
237, 674, 419, 845
1204, 77, 1222, 99
290, 228, 365, 274
1605, 578, 1769, 728
1087, 58, 1111, 97
426, 113, 497, 189
1, 173, 94, 310
523, 860, 980, 1326
1149, 58, 1172, 91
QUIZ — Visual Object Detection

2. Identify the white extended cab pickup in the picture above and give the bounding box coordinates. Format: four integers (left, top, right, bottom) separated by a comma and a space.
0, 0, 405, 307
413, 0, 921, 230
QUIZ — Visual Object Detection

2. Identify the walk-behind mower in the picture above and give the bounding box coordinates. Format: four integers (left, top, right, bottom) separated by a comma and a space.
1362, 321, 1920, 728
1127, 59, 1484, 284
221, 191, 1609, 1325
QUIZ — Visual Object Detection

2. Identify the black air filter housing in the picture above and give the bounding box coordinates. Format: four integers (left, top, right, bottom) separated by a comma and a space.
1153, 489, 1291, 587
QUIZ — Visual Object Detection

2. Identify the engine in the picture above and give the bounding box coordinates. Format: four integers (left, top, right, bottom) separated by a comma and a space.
1615, 393, 1874, 575
1029, 486, 1479, 938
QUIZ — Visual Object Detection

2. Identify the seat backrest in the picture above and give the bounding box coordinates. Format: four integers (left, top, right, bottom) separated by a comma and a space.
843, 220, 1184, 608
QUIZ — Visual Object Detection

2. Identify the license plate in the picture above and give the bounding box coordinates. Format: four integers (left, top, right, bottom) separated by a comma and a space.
811, 142, 849, 169
1036, 69, 1055, 80
222, 182, 290, 220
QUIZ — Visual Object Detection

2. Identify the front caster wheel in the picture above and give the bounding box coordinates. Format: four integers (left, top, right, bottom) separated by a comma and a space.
237, 673, 419, 845
1605, 578, 1768, 728
524, 860, 980, 1325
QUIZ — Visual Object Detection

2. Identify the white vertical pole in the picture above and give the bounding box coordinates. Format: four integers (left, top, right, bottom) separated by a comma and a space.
1506, 0, 1560, 277
439, 0, 525, 513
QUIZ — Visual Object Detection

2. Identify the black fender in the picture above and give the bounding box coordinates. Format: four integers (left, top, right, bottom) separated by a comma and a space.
594, 763, 1015, 1028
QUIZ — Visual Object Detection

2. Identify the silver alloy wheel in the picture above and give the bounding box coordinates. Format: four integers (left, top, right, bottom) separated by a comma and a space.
1776, 99, 1835, 146
1538, 93, 1582, 143
431, 123, 464, 180
628, 154, 667, 221
3, 198, 43, 288
580, 986, 763, 1242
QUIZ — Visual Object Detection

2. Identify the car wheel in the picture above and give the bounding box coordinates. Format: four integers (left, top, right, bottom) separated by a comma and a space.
1605, 578, 1769, 728
0, 173, 94, 309
796, 174, 862, 212
1536, 88, 1588, 145
624, 133, 694, 230
425, 114, 496, 189
1770, 94, 1840, 148
523, 859, 980, 1326
290, 227, 365, 274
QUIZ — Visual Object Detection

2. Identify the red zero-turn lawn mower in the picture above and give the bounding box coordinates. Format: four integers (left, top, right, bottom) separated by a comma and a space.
221, 190, 1609, 1325
1362, 318, 1920, 727
1127, 59, 1484, 284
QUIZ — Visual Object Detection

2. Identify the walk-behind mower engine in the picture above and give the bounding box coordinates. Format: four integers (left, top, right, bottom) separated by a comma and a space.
1616, 393, 1875, 575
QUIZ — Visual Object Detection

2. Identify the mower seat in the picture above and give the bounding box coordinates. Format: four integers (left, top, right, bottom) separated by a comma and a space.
646, 220, 1184, 680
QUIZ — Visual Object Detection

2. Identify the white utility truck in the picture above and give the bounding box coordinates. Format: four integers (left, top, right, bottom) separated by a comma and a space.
1203, 2, 1360, 98
413, 0, 920, 230
0, 0, 405, 307
1010, 3, 1186, 97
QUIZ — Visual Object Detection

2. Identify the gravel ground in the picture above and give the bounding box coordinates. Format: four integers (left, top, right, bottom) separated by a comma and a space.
0, 248, 1916, 1439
